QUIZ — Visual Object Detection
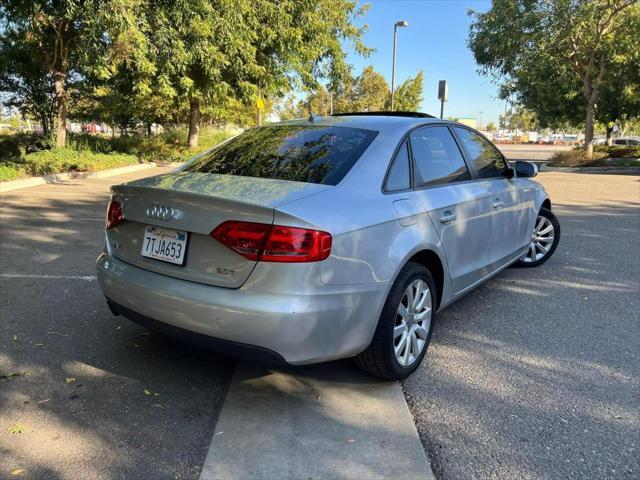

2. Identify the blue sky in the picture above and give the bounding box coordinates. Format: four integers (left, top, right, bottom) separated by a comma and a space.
344, 0, 504, 124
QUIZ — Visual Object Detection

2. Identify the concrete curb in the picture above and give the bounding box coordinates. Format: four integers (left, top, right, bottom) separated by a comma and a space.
541, 165, 640, 175
0, 162, 158, 193
200, 361, 434, 480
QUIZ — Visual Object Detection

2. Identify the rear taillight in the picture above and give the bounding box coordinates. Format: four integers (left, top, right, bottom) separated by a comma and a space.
211, 221, 332, 263
106, 200, 124, 229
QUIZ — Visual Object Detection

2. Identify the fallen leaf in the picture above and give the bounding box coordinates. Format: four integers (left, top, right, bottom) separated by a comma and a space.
144, 389, 152, 395
12, 335, 17, 341
35, 343, 44, 347
36, 399, 50, 404
8, 423, 26, 434
65, 377, 76, 384
10, 468, 25, 476
345, 439, 355, 443
1, 372, 25, 380
133, 344, 139, 348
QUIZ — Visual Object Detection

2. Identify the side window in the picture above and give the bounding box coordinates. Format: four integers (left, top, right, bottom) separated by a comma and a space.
409, 126, 470, 187
384, 141, 411, 191
613, 139, 625, 146
454, 127, 507, 179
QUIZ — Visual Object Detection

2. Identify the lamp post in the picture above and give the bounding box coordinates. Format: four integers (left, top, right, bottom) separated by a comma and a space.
390, 20, 408, 111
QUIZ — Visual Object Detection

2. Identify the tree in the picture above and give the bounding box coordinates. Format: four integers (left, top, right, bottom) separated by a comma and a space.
0, 0, 150, 147
0, 28, 56, 135
387, 71, 424, 112
486, 122, 497, 132
148, 0, 370, 149
469, 0, 639, 158
298, 66, 424, 115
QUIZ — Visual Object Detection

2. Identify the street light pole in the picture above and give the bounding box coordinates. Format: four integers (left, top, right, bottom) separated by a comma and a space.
390, 20, 408, 111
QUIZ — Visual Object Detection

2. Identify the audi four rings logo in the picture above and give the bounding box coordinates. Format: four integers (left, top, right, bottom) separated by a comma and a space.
146, 204, 177, 221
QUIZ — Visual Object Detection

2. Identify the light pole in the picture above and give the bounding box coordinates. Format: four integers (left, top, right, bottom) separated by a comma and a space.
390, 20, 408, 111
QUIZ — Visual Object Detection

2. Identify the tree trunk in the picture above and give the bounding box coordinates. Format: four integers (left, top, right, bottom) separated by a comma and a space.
40, 114, 50, 136
606, 125, 614, 145
53, 73, 67, 148
147, 123, 152, 136
188, 99, 201, 149
584, 96, 596, 159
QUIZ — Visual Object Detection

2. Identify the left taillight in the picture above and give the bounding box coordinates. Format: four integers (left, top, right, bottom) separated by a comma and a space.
210, 220, 332, 263
106, 200, 124, 229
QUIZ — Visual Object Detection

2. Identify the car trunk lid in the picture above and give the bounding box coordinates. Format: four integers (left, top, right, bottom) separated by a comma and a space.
106, 172, 329, 288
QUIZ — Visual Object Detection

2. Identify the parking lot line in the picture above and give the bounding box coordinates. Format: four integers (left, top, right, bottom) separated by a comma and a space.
0, 273, 97, 281
200, 361, 433, 480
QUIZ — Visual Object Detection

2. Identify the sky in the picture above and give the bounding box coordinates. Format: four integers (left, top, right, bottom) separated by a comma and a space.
343, 0, 504, 125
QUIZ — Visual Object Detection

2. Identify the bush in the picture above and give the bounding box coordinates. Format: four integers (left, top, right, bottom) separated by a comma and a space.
548, 149, 608, 167
0, 126, 236, 181
593, 145, 640, 158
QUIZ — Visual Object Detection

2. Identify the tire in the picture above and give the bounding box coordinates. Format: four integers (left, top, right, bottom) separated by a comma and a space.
355, 262, 436, 380
513, 207, 561, 268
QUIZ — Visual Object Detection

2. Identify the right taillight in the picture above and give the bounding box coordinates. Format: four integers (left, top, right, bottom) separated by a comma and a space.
211, 221, 332, 263
106, 200, 124, 229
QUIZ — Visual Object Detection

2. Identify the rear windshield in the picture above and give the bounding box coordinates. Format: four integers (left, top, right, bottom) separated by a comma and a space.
184, 125, 378, 185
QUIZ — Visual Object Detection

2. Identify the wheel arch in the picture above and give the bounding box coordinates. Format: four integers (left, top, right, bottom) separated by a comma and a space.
541, 198, 551, 210
406, 249, 445, 310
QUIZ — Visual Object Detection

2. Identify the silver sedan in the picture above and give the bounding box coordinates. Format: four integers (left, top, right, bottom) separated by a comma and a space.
97, 113, 560, 380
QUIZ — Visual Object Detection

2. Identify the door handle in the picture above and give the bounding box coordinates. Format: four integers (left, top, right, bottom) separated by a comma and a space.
493, 200, 505, 209
440, 212, 457, 224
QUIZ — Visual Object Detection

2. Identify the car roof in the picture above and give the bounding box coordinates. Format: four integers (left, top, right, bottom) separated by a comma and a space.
270, 113, 457, 135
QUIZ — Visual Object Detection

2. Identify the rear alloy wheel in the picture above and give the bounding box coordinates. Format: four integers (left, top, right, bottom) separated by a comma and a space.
513, 207, 560, 268
355, 262, 436, 380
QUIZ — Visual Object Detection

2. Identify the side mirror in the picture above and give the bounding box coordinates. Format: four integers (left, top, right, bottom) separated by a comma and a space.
515, 161, 538, 178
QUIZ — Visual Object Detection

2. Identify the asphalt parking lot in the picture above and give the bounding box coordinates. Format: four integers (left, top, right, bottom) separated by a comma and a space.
405, 172, 640, 479
1, 164, 639, 479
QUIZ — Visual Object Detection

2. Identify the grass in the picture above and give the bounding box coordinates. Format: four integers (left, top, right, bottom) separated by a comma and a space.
549, 145, 640, 167
0, 127, 237, 182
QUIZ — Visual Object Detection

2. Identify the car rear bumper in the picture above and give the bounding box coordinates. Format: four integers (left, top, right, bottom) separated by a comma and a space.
96, 253, 389, 365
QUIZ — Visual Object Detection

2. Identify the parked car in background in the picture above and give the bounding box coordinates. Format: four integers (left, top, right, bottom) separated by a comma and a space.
97, 112, 560, 380
612, 137, 640, 146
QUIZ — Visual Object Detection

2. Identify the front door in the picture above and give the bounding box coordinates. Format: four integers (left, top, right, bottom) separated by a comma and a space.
452, 127, 531, 267
409, 125, 493, 294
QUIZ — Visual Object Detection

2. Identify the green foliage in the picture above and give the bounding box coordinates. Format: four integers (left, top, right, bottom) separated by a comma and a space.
549, 145, 640, 166
0, 149, 140, 181
549, 149, 608, 166
289, 65, 424, 117
0, 127, 235, 181
389, 71, 424, 112
593, 145, 640, 158
469, 0, 639, 152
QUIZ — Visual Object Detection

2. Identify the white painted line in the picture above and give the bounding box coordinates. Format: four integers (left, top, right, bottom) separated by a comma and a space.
0, 214, 104, 222
0, 274, 97, 281
200, 361, 433, 480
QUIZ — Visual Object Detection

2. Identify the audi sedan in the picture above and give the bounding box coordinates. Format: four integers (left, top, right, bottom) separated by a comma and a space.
97, 113, 560, 380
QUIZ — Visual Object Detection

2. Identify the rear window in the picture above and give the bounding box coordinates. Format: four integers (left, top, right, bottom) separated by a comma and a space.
185, 125, 378, 185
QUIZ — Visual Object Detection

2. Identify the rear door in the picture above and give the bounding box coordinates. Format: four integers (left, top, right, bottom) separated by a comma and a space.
409, 125, 493, 294
453, 127, 532, 266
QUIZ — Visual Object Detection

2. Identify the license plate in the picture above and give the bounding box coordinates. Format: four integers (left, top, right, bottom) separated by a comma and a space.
141, 226, 188, 265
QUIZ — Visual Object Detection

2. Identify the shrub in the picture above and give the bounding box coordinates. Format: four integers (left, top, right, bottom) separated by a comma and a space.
548, 149, 608, 167
0, 126, 236, 181
593, 145, 640, 158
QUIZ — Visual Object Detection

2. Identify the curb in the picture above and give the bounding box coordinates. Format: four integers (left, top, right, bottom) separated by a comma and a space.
200, 361, 434, 480
541, 165, 640, 175
0, 162, 158, 193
